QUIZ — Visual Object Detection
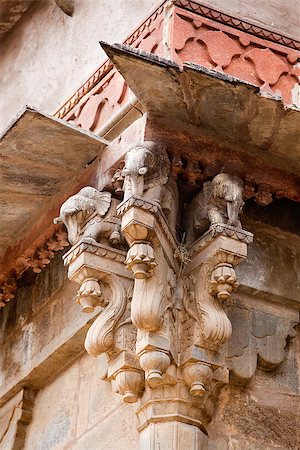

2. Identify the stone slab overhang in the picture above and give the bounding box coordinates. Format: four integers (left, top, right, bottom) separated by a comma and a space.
0, 107, 106, 276
102, 43, 300, 202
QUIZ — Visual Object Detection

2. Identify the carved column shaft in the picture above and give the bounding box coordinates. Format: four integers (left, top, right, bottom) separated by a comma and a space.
139, 422, 208, 450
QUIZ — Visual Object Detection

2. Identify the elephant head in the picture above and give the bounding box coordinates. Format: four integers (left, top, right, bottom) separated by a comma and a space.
185, 173, 245, 244
122, 141, 170, 202
54, 187, 112, 245
122, 142, 157, 198
209, 174, 244, 228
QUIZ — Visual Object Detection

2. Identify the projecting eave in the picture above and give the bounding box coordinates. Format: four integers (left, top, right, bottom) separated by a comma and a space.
0, 106, 107, 260
101, 42, 300, 180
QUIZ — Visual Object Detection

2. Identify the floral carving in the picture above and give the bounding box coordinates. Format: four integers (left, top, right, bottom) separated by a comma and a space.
198, 30, 242, 71
125, 242, 156, 279
76, 277, 106, 313
244, 48, 290, 91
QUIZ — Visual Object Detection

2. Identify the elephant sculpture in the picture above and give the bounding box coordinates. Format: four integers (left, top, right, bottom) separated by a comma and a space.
185, 173, 244, 243
54, 186, 121, 246
122, 141, 179, 231
122, 141, 170, 202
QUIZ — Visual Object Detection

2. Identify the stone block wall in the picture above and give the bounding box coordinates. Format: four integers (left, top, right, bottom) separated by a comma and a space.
23, 353, 139, 450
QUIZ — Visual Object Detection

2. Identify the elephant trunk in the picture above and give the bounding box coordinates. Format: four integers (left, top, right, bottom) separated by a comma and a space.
227, 198, 243, 227
64, 215, 80, 245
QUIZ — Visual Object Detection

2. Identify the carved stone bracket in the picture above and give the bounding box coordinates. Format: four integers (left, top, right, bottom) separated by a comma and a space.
63, 237, 144, 403
54, 160, 300, 450
118, 194, 178, 389
178, 223, 253, 422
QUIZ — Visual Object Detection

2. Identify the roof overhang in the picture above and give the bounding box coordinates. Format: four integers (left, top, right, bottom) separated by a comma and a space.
0, 107, 107, 260
101, 43, 300, 200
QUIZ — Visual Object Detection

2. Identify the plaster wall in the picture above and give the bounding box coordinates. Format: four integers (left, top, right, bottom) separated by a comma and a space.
203, 0, 300, 39
0, 0, 159, 132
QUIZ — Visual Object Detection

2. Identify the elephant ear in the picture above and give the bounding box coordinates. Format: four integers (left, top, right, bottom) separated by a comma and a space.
95, 191, 112, 216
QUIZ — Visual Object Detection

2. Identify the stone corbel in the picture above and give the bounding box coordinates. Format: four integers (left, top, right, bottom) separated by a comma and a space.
117, 141, 179, 389
56, 186, 144, 403
63, 239, 144, 403
118, 195, 178, 388
181, 224, 253, 402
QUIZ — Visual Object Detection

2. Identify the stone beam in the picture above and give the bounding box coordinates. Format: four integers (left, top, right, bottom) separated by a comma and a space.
0, 107, 107, 306
100, 43, 300, 205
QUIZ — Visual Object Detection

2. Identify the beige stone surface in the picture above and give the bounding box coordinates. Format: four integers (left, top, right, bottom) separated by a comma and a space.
0, 108, 106, 258
236, 226, 300, 304
103, 43, 300, 178
23, 353, 138, 450
0, 390, 24, 449
208, 326, 300, 449
203, 0, 300, 39
0, 253, 100, 404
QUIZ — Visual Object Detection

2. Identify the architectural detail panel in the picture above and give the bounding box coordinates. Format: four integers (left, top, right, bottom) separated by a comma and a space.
171, 8, 300, 104
55, 0, 300, 131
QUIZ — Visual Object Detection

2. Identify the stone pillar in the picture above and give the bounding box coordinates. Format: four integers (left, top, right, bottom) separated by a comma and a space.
139, 422, 207, 450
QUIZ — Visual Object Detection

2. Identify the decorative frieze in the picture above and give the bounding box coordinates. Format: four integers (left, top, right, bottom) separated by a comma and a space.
0, 228, 69, 307
55, 0, 300, 131
225, 298, 298, 383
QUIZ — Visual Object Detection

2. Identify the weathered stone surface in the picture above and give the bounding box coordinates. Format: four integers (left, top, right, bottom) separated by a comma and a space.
225, 293, 298, 382
236, 228, 300, 304
208, 383, 300, 449
23, 353, 138, 450
203, 0, 300, 40
0, 388, 36, 450
0, 107, 106, 259
0, 252, 100, 405
102, 43, 300, 181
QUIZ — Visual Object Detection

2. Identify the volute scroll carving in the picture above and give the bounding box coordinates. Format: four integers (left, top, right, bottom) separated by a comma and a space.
56, 185, 145, 404
84, 275, 127, 357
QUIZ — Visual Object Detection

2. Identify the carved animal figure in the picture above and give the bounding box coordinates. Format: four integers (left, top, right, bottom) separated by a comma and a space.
185, 173, 244, 243
122, 141, 170, 202
54, 187, 121, 246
